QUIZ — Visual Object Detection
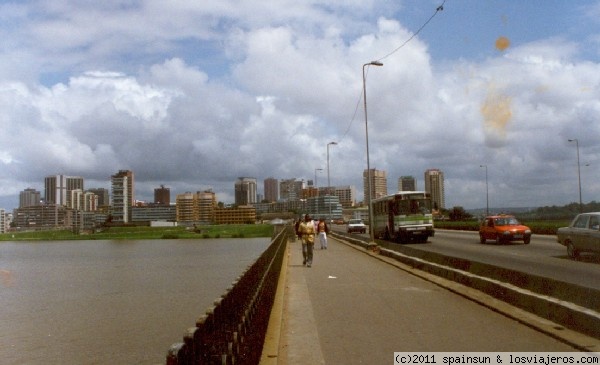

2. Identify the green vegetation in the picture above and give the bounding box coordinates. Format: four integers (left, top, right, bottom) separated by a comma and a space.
0, 224, 274, 241
434, 219, 571, 235
435, 201, 592, 235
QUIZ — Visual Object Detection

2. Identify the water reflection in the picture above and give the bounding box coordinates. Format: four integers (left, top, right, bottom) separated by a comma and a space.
0, 238, 270, 364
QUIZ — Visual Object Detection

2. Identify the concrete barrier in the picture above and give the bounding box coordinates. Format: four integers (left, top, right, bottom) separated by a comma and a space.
330, 231, 600, 340
166, 226, 289, 364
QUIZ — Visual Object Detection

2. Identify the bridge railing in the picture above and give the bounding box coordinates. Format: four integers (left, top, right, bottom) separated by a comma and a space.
166, 225, 290, 365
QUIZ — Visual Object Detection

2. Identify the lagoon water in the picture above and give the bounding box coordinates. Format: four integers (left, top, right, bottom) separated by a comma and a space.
0, 238, 271, 364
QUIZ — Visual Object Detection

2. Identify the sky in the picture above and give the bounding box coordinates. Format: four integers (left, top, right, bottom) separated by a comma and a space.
1, 0, 600, 211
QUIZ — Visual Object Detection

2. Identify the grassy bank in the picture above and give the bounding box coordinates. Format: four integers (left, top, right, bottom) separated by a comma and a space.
0, 224, 275, 241
434, 219, 571, 235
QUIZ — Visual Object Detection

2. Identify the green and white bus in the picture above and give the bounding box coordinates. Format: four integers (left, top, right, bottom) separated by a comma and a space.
372, 191, 434, 243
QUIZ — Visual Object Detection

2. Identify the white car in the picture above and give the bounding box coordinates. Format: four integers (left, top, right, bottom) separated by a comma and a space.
557, 212, 600, 258
347, 219, 366, 234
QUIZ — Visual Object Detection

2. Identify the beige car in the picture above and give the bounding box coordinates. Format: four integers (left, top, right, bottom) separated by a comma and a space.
557, 212, 600, 259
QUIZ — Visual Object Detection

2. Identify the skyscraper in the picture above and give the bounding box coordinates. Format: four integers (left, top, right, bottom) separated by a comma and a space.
234, 177, 257, 205
264, 177, 279, 203
398, 176, 416, 192
154, 185, 170, 205
87, 188, 110, 207
20, 188, 41, 208
424, 169, 445, 210
44, 175, 84, 206
363, 169, 387, 205
111, 170, 135, 223
279, 179, 304, 201
197, 190, 216, 224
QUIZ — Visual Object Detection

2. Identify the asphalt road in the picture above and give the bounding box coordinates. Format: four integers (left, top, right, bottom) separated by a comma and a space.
394, 229, 600, 291
275, 236, 583, 365
331, 226, 600, 291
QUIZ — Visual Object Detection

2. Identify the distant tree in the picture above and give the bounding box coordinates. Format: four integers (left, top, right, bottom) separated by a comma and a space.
449, 206, 473, 221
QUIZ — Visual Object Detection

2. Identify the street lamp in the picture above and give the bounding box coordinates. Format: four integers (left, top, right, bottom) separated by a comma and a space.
314, 168, 323, 217
327, 141, 338, 221
568, 138, 583, 212
363, 60, 383, 244
480, 165, 489, 216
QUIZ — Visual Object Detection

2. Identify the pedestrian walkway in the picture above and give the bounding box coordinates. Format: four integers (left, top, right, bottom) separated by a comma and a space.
263, 235, 581, 364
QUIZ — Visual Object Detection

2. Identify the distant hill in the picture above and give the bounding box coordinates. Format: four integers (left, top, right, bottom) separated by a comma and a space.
467, 207, 537, 216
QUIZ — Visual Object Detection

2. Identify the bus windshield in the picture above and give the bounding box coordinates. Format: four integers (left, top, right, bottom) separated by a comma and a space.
395, 198, 431, 215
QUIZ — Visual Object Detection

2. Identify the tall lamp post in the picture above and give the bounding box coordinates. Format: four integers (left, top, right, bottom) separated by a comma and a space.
480, 165, 489, 216
568, 138, 583, 212
363, 60, 383, 243
327, 141, 337, 221
314, 168, 323, 217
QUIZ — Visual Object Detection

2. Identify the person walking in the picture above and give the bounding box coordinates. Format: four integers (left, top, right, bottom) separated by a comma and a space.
299, 214, 315, 267
294, 218, 302, 242
316, 217, 329, 249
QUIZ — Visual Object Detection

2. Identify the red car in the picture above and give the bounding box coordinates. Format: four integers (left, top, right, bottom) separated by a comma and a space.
479, 215, 531, 244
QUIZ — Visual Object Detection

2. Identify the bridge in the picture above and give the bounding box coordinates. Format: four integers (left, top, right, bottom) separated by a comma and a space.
167, 226, 600, 364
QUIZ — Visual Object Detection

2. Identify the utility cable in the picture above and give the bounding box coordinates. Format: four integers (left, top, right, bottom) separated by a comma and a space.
338, 0, 446, 143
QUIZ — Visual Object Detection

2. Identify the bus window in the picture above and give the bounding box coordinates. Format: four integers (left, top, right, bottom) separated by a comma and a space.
410, 200, 419, 214
397, 200, 409, 215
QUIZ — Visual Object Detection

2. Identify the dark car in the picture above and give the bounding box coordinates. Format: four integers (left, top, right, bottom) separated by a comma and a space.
557, 212, 600, 259
346, 219, 366, 234
479, 214, 531, 244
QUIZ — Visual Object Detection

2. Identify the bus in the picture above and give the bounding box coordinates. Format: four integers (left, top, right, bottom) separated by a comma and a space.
372, 191, 434, 243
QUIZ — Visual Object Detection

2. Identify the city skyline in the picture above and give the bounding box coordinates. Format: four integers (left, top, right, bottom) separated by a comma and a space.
1, 2, 600, 211
7, 168, 436, 210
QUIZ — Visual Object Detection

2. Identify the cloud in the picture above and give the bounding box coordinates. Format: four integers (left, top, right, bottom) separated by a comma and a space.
1, 2, 600, 211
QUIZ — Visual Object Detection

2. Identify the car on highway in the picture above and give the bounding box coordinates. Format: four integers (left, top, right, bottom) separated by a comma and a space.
479, 214, 531, 244
346, 219, 366, 234
557, 212, 600, 259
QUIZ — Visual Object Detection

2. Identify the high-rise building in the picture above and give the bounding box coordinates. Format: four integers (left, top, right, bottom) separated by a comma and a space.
111, 170, 135, 223
0, 208, 6, 233
332, 185, 356, 208
398, 176, 417, 192
87, 188, 110, 207
70, 189, 98, 211
175, 190, 216, 224
197, 190, 216, 224
176, 192, 197, 222
20, 188, 41, 208
279, 179, 304, 201
264, 177, 279, 203
363, 169, 387, 205
154, 185, 170, 205
424, 169, 445, 210
44, 175, 84, 206
234, 177, 257, 205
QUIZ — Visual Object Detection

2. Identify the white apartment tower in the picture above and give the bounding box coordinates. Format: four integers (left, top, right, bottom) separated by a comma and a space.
111, 170, 135, 223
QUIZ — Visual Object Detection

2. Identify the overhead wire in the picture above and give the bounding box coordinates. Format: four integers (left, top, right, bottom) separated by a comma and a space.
338, 0, 446, 143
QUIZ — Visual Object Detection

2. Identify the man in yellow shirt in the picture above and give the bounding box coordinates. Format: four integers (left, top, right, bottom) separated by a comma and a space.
299, 214, 315, 267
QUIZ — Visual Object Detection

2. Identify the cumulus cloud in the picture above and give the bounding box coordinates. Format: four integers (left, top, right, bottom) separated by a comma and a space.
0, 1, 599, 210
